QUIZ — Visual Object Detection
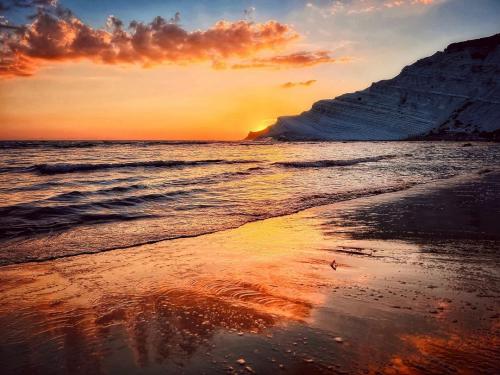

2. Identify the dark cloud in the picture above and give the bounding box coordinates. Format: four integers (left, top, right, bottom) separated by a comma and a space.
280, 79, 317, 88
0, 0, 57, 11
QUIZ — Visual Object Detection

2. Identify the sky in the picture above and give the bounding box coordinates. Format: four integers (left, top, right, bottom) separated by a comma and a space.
0, 0, 499, 140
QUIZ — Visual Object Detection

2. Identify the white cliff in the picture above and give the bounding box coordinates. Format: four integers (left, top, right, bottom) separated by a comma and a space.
250, 33, 500, 141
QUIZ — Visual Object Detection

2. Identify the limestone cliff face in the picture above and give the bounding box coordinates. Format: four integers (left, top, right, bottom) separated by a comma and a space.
252, 34, 500, 141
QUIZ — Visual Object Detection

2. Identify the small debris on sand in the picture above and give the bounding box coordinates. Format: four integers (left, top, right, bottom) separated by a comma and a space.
334, 337, 343, 343
330, 259, 337, 270
237, 358, 246, 365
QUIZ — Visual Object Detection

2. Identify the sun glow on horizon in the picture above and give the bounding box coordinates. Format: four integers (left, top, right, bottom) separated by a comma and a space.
252, 118, 277, 133
0, 60, 342, 140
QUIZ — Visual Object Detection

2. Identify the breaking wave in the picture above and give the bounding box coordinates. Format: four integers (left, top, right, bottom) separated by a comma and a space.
0, 188, 205, 239
275, 154, 398, 168
30, 159, 258, 175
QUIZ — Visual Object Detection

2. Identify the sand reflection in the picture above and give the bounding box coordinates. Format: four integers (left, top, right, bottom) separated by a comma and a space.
0, 212, 333, 373
383, 321, 500, 374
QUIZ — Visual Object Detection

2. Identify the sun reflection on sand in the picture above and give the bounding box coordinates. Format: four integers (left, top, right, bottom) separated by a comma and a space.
382, 322, 500, 374
0, 211, 336, 372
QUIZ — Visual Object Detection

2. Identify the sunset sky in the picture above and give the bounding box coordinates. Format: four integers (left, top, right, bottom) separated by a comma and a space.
1, 0, 499, 140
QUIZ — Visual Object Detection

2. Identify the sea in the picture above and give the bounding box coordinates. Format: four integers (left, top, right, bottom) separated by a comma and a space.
0, 140, 498, 266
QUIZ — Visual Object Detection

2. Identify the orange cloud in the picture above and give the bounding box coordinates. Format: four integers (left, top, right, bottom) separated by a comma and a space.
1, 8, 303, 77
280, 79, 317, 88
231, 50, 338, 69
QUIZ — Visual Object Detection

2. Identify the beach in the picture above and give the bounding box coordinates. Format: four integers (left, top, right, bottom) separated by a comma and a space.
2, 1, 500, 373
1, 169, 498, 374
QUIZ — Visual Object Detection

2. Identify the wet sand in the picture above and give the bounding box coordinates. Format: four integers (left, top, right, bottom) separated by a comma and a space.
0, 171, 499, 374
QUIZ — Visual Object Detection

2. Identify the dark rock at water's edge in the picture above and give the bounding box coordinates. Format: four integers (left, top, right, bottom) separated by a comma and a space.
244, 128, 271, 141
409, 129, 500, 142
248, 33, 500, 141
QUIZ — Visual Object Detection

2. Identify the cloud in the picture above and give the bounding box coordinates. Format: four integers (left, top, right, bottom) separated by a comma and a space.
306, 0, 438, 16
280, 79, 317, 88
0, 0, 57, 11
385, 0, 435, 7
1, 3, 335, 77
231, 50, 344, 69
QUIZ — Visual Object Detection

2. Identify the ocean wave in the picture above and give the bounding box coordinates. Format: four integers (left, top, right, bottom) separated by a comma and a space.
0, 166, 28, 174
0, 213, 157, 242
295, 183, 416, 208
50, 167, 265, 199
1, 166, 266, 203
30, 159, 258, 175
274, 155, 398, 168
47, 184, 148, 201
0, 188, 205, 239
0, 141, 101, 149
0, 180, 420, 266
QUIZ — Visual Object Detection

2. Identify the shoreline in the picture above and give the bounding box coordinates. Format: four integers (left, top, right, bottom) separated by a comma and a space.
1, 167, 496, 268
